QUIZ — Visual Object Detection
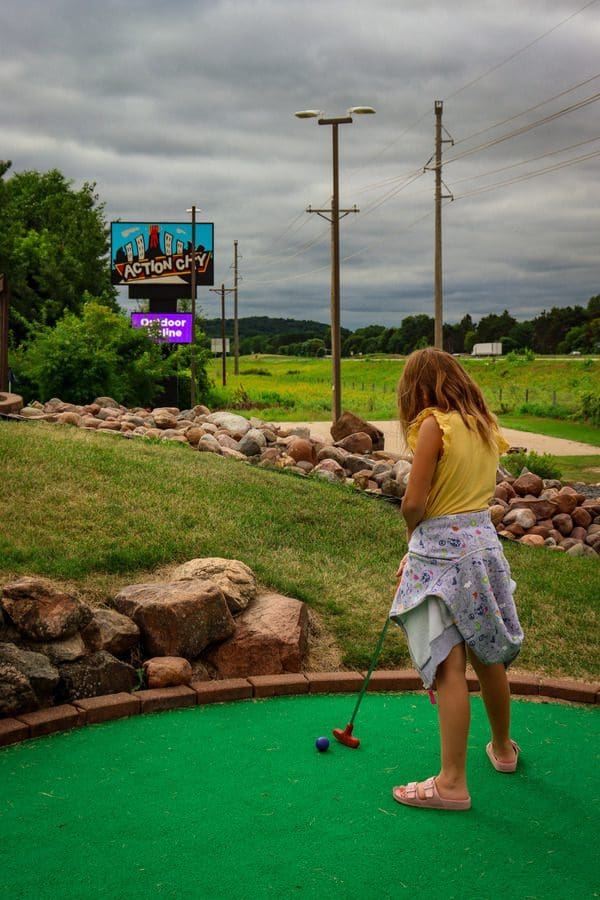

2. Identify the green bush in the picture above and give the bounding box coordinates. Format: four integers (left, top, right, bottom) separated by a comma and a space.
577, 393, 600, 426
12, 300, 207, 407
518, 402, 573, 420
501, 450, 562, 480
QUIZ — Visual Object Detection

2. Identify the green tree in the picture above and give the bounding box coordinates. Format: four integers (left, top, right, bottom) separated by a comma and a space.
532, 306, 586, 354
0, 166, 117, 345
12, 301, 189, 406
342, 324, 386, 356
464, 330, 477, 354
395, 315, 434, 354
476, 310, 516, 343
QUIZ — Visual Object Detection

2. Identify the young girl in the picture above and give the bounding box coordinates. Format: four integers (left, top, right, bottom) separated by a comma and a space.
389, 348, 524, 811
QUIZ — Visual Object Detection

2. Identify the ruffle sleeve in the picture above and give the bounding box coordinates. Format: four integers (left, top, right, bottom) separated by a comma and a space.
407, 407, 452, 455
495, 429, 510, 456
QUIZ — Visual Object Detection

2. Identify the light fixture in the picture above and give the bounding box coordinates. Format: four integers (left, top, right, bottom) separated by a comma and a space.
348, 106, 376, 115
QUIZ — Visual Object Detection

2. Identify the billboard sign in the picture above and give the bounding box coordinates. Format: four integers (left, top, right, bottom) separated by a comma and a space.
131, 313, 193, 344
111, 222, 214, 286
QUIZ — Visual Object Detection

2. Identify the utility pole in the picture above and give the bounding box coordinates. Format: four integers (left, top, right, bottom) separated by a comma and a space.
233, 240, 240, 375
209, 284, 235, 387
296, 106, 374, 423
0, 274, 9, 392
430, 101, 454, 350
307, 189, 359, 422
189, 205, 198, 407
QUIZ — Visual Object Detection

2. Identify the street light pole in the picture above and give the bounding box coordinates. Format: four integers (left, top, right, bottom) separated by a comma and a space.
295, 107, 375, 423
323, 117, 351, 423
187, 205, 198, 408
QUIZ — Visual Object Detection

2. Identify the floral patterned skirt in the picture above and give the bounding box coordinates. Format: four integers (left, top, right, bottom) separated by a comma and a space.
389, 510, 524, 689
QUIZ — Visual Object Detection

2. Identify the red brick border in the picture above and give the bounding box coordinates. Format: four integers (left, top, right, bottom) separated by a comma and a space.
1, 671, 598, 749
74, 693, 141, 724
193, 678, 253, 704
247, 674, 309, 698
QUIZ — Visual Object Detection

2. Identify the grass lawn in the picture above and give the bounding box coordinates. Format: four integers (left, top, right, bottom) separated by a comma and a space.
1, 422, 598, 680
206, 354, 600, 444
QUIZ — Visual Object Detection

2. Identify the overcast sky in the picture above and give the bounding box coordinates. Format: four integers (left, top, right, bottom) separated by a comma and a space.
1, 0, 598, 330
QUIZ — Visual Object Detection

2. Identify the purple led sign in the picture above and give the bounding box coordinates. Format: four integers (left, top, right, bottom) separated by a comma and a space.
131, 313, 193, 344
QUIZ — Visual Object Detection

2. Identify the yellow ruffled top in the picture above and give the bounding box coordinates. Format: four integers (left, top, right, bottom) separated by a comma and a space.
407, 408, 509, 520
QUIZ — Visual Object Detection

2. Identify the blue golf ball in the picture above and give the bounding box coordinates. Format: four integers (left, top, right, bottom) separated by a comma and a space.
315, 736, 330, 752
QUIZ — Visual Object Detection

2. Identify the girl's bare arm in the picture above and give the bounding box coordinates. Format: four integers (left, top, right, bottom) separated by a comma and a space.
401, 415, 443, 541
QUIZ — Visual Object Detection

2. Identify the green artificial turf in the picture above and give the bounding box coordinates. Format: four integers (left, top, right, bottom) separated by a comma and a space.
0, 694, 598, 899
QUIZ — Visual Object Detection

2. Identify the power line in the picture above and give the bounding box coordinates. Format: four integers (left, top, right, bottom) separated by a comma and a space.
452, 72, 600, 149
444, 91, 600, 167
445, 0, 599, 103
448, 135, 600, 188
454, 148, 600, 200
344, 0, 598, 180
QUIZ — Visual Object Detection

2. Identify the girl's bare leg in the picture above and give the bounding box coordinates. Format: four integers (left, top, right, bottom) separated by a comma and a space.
467, 647, 516, 763
434, 642, 470, 799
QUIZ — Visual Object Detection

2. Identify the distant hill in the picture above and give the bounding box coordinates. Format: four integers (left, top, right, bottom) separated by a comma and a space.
202, 315, 345, 339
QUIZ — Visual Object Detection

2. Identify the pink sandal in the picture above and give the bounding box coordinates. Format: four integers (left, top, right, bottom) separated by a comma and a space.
392, 776, 471, 811
486, 740, 521, 773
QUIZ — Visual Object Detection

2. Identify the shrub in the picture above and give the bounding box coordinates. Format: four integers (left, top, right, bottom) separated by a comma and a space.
501, 450, 562, 480
577, 393, 600, 426
12, 300, 212, 408
517, 402, 573, 421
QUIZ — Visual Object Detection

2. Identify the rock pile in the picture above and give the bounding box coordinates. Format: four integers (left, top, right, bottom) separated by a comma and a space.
0, 559, 308, 717
8, 396, 600, 555
491, 471, 600, 557
14, 399, 412, 501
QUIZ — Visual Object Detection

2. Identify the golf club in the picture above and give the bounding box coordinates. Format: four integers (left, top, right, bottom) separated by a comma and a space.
332, 616, 391, 748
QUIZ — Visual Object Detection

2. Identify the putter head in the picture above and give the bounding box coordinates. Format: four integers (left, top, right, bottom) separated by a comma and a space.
332, 724, 360, 749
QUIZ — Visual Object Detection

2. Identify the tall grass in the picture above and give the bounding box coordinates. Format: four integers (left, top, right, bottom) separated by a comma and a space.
1, 422, 598, 679
206, 354, 600, 443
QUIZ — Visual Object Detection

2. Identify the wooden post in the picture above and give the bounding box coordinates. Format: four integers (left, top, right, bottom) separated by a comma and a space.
0, 274, 9, 392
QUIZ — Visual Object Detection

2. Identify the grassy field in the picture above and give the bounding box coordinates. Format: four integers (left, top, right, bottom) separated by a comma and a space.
206, 354, 600, 440
1, 422, 598, 680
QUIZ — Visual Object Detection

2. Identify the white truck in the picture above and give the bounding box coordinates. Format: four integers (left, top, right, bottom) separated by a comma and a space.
471, 342, 503, 356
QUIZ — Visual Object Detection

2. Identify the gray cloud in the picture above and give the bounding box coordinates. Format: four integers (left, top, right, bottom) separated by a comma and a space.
1, 0, 598, 331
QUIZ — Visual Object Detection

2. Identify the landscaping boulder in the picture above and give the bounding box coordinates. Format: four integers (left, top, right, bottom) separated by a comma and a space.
204, 592, 308, 677
205, 411, 251, 435
0, 577, 92, 641
0, 643, 59, 705
58, 650, 137, 701
334, 432, 373, 455
312, 459, 346, 482
113, 580, 235, 657
238, 428, 267, 457
24, 634, 88, 665
170, 557, 258, 615
81, 607, 140, 656
331, 411, 385, 451
143, 657, 193, 688
512, 472, 544, 497
0, 663, 38, 715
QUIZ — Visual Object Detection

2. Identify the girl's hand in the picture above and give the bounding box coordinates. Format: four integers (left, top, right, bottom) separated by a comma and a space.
396, 554, 409, 579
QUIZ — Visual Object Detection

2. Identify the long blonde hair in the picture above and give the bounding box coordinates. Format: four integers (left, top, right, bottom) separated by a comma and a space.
397, 348, 497, 446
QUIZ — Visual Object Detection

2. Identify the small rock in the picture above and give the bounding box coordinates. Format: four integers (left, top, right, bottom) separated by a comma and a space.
143, 657, 193, 688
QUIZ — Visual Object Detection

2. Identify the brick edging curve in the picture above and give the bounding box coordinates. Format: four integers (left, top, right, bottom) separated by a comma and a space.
1, 669, 598, 748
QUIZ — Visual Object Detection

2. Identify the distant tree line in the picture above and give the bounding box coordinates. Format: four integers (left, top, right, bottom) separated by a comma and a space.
344, 301, 599, 356
203, 315, 350, 357
205, 298, 599, 358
